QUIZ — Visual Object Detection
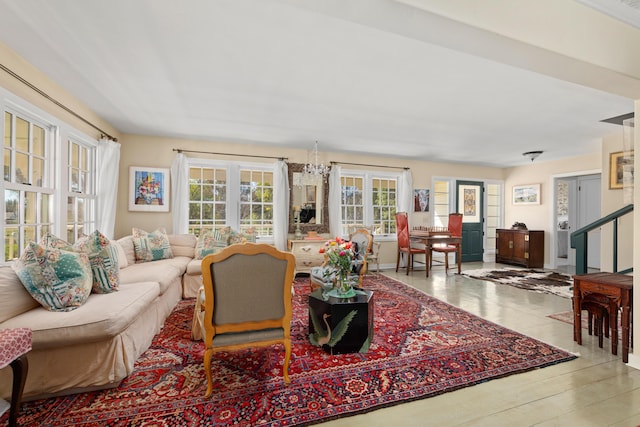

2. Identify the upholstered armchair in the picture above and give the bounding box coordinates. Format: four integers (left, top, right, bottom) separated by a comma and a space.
347, 226, 380, 273
198, 243, 296, 398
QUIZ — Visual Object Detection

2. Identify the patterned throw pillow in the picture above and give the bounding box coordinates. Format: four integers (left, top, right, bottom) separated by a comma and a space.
195, 229, 226, 260
228, 228, 258, 245
74, 230, 120, 293
12, 237, 92, 312
132, 227, 174, 263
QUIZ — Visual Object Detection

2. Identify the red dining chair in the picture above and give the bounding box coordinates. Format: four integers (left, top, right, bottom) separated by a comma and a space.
430, 213, 463, 273
395, 212, 426, 275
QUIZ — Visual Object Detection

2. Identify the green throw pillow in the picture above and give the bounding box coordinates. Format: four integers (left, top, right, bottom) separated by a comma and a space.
74, 230, 120, 293
13, 238, 92, 312
132, 227, 173, 263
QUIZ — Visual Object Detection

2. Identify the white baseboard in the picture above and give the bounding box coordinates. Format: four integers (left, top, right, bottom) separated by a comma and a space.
626, 353, 640, 370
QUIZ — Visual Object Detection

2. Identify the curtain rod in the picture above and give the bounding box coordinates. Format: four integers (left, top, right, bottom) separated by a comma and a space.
331, 161, 409, 170
173, 148, 287, 161
0, 63, 119, 142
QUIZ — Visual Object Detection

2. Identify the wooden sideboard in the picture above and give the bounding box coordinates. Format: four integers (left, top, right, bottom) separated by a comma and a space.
288, 239, 326, 274
495, 229, 544, 268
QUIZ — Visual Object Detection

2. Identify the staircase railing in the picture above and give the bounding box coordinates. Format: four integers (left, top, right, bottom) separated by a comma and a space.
570, 204, 633, 275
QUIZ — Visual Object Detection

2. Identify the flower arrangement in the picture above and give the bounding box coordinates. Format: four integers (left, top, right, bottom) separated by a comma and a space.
318, 237, 358, 295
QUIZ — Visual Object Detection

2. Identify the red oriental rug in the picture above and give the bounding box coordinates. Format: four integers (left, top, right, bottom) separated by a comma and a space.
2, 274, 576, 427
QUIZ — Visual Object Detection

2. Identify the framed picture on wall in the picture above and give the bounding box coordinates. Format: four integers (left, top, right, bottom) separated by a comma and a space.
609, 150, 634, 190
128, 166, 170, 212
513, 184, 540, 205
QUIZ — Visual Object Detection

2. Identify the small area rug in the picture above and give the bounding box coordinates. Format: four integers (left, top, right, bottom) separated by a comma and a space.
3, 274, 576, 427
548, 310, 623, 334
462, 268, 573, 299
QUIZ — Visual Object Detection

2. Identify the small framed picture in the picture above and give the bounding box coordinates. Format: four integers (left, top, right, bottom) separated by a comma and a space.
609, 150, 634, 190
513, 184, 540, 205
129, 166, 170, 212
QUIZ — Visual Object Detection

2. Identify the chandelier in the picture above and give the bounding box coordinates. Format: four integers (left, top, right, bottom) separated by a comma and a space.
303, 141, 330, 178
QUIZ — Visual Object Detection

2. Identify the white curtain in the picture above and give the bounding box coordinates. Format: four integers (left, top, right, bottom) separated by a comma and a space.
96, 138, 120, 239
329, 164, 342, 237
398, 168, 413, 214
273, 160, 289, 251
171, 153, 190, 234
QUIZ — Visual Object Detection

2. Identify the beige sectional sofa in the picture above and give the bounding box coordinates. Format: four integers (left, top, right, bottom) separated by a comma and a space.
0, 233, 197, 400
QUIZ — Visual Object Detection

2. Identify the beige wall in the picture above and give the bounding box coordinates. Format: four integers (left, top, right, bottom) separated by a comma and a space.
115, 134, 505, 240
503, 152, 601, 266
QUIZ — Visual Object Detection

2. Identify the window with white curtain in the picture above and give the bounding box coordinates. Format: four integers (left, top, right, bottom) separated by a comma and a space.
2, 92, 99, 262
187, 160, 274, 238
339, 170, 398, 236
66, 137, 97, 243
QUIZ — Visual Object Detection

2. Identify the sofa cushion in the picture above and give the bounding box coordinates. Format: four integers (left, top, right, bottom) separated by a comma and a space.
13, 239, 93, 312
0, 266, 40, 323
168, 234, 197, 258
112, 240, 129, 269
116, 236, 137, 267
0, 281, 160, 349
194, 229, 226, 260
118, 258, 187, 295
74, 230, 120, 293
228, 228, 258, 245
132, 227, 174, 263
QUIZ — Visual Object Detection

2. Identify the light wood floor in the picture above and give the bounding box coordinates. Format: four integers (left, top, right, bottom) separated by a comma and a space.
317, 262, 640, 427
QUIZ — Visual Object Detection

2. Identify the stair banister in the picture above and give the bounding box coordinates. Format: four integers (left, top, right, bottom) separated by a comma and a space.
570, 204, 633, 275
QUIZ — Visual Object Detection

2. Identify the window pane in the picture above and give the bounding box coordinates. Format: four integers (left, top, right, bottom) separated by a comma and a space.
5, 190, 19, 224
3, 149, 10, 181
4, 227, 19, 261
32, 157, 44, 187
68, 196, 75, 223
33, 124, 45, 156
15, 117, 29, 152
25, 192, 36, 223
41, 194, 50, 223
15, 152, 29, 184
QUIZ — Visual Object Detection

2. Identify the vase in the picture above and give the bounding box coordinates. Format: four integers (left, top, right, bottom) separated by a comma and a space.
334, 272, 356, 298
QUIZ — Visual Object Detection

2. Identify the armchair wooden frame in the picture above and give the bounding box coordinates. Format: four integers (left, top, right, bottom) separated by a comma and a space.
200, 243, 296, 398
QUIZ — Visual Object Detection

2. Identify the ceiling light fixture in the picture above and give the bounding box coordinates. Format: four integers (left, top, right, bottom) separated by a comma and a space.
523, 151, 543, 162
303, 141, 330, 179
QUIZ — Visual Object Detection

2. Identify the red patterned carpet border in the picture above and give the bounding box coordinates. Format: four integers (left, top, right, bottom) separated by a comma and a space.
2, 274, 576, 427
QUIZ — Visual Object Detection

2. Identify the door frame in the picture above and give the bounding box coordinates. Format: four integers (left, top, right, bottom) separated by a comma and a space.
432, 177, 504, 263
550, 169, 601, 269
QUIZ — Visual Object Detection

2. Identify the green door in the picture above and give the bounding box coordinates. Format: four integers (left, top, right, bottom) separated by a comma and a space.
456, 180, 484, 262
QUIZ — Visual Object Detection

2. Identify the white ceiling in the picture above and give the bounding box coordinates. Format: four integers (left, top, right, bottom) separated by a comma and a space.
0, 0, 635, 167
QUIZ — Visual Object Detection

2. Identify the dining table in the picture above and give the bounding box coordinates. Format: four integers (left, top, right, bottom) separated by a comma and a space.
409, 229, 462, 277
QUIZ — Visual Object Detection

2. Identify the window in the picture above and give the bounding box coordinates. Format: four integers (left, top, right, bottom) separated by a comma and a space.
339, 170, 398, 236
66, 138, 96, 243
187, 161, 274, 238
485, 182, 503, 255
432, 180, 451, 228
2, 92, 99, 263
3, 110, 54, 260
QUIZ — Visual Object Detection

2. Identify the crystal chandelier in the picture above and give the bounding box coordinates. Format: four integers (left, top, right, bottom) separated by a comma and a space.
303, 141, 330, 178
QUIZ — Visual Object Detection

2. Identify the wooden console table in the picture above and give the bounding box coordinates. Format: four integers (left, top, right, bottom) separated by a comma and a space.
572, 273, 633, 363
